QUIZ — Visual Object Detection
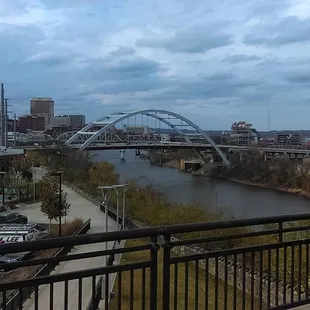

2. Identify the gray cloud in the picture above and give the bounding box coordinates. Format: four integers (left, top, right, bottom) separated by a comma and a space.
284, 72, 310, 84
26, 53, 75, 66
89, 57, 163, 82
2, 0, 310, 129
249, 0, 290, 17
109, 47, 136, 57
244, 17, 310, 47
223, 54, 261, 63
137, 25, 233, 53
0, 26, 45, 66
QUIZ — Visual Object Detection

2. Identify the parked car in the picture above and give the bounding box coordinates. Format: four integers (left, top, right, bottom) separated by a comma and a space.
0, 251, 33, 265
0, 253, 24, 264
0, 212, 27, 224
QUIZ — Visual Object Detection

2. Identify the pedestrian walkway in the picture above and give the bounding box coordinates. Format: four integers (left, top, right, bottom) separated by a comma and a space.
18, 185, 121, 310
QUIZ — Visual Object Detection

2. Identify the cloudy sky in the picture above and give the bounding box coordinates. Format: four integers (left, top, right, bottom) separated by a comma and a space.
1, 0, 310, 130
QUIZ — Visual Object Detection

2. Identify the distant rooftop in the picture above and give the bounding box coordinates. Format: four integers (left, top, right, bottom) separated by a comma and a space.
31, 97, 53, 101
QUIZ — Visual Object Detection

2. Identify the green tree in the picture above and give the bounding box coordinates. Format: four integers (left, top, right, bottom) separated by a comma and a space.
39, 177, 70, 226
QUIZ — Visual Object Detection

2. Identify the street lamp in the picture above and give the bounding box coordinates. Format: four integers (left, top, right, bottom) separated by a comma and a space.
56, 151, 65, 168
51, 170, 64, 237
97, 184, 128, 299
32, 161, 36, 203
0, 171, 5, 206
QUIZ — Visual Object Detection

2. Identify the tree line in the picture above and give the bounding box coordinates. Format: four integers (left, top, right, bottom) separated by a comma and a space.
215, 151, 310, 192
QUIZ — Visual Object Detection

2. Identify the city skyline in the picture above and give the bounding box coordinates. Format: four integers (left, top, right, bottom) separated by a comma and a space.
1, 1, 310, 130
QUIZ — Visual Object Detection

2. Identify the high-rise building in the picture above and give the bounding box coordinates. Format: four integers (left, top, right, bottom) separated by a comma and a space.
67, 114, 86, 128
30, 97, 54, 130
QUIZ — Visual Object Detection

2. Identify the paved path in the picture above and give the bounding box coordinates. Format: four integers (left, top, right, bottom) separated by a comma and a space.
19, 185, 120, 310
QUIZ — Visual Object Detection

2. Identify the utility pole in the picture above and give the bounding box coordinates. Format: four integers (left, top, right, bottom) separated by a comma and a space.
13, 113, 17, 147
0, 83, 4, 147
4, 99, 8, 148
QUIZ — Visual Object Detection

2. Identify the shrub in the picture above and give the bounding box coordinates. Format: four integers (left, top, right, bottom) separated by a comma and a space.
49, 218, 84, 237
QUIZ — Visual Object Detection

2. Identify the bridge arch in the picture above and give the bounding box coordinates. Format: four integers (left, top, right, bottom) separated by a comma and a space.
65, 109, 231, 166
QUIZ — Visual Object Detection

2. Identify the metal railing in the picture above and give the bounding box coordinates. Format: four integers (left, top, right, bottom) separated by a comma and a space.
1, 213, 310, 309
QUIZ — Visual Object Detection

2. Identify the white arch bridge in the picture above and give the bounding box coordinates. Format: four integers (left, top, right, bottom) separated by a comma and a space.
63, 109, 231, 166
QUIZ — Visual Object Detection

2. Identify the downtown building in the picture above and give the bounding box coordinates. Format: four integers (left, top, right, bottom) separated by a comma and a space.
53, 114, 85, 129
30, 97, 54, 130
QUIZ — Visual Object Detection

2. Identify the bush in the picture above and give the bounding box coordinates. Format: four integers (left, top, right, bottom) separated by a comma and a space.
49, 218, 84, 237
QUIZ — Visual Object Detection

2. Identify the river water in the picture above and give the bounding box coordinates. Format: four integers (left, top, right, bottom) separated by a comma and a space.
94, 150, 310, 219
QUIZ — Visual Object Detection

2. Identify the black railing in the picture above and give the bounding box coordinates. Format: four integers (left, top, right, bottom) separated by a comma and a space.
1, 213, 310, 309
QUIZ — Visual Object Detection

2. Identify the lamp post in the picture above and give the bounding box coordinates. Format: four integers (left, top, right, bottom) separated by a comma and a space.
0, 171, 5, 206
56, 151, 65, 168
98, 184, 128, 299
51, 170, 64, 237
32, 161, 36, 203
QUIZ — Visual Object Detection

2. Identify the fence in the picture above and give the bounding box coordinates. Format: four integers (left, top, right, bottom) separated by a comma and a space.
2, 178, 40, 204
1, 214, 310, 309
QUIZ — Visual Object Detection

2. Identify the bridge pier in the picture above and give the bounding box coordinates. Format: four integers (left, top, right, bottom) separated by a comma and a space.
120, 150, 125, 161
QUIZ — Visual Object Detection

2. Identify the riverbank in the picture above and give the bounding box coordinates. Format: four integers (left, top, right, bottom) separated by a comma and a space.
151, 158, 310, 199
214, 176, 310, 198
57, 152, 264, 248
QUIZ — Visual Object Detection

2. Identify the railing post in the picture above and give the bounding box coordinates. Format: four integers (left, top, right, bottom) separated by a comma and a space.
162, 233, 171, 310
150, 236, 159, 310
278, 221, 283, 243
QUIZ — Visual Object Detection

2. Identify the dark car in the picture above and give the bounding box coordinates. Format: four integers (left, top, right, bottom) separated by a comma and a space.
0, 212, 27, 224
0, 251, 33, 266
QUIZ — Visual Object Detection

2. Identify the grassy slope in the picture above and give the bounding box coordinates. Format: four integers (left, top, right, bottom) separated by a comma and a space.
109, 239, 264, 310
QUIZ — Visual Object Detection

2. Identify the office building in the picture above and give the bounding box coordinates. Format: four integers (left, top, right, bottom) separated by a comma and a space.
276, 132, 303, 147
30, 97, 54, 130
124, 125, 149, 134
18, 115, 45, 132
53, 115, 70, 127
68, 114, 85, 128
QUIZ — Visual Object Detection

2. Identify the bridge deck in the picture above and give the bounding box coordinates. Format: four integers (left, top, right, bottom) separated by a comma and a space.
23, 142, 310, 155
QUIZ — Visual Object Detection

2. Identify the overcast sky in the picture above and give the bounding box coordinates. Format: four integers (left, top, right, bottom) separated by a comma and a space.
1, 0, 310, 130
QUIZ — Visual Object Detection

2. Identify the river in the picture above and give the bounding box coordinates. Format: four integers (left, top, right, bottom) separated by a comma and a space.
93, 150, 310, 219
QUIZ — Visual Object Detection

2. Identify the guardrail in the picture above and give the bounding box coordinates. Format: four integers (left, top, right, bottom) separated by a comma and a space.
2, 219, 91, 310
45, 184, 310, 308
1, 214, 310, 309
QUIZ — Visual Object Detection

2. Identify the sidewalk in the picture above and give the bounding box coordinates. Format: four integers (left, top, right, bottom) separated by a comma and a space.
18, 185, 122, 310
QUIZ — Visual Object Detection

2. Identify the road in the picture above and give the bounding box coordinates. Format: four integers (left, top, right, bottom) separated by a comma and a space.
18, 184, 119, 310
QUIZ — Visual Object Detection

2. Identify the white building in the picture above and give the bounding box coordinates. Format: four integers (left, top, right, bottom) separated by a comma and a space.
124, 125, 149, 134
53, 115, 70, 127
